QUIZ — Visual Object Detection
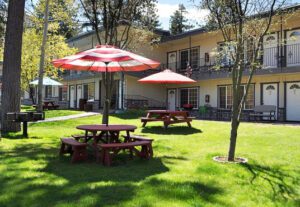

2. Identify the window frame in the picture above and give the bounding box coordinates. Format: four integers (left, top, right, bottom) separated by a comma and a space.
179, 87, 199, 109
83, 82, 95, 101
218, 84, 255, 110
177, 46, 200, 71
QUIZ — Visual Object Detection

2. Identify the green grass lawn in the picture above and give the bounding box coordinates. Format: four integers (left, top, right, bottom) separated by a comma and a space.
0, 112, 299, 207
21, 105, 83, 119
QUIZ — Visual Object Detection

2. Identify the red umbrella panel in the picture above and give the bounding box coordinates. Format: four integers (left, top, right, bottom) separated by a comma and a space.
52, 45, 160, 72
138, 69, 196, 84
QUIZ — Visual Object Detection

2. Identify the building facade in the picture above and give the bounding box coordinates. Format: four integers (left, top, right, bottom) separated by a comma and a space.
54, 5, 300, 121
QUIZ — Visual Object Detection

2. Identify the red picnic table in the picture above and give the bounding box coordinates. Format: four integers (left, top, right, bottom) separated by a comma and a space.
74, 124, 153, 165
141, 110, 194, 129
76, 124, 137, 144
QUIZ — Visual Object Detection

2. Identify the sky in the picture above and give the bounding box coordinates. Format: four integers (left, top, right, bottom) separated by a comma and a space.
156, 0, 300, 30
156, 0, 209, 30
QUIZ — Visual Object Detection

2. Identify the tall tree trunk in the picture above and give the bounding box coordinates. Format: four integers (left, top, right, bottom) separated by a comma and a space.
0, 0, 25, 133
228, 110, 240, 161
37, 0, 50, 112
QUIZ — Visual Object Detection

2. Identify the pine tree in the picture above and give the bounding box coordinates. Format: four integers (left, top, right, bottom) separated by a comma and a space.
0, 0, 8, 46
139, 0, 161, 31
1, 0, 26, 132
169, 4, 193, 35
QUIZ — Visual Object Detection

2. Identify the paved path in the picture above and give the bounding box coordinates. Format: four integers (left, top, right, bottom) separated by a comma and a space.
37, 112, 100, 123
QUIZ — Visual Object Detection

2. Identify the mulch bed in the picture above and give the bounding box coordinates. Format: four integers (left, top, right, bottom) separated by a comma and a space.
213, 156, 248, 164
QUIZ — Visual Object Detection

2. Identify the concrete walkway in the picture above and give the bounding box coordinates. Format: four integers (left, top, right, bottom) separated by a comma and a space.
37, 112, 100, 123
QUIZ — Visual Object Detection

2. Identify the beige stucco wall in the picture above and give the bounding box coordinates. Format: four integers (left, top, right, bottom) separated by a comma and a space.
166, 72, 300, 109
125, 75, 166, 103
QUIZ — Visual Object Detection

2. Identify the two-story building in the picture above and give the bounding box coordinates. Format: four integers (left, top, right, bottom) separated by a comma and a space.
53, 4, 300, 122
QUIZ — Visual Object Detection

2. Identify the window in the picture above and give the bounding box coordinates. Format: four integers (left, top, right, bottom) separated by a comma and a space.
179, 48, 200, 70
45, 86, 52, 98
266, 35, 276, 41
218, 84, 254, 109
88, 83, 95, 100
180, 50, 189, 70
180, 88, 198, 108
191, 48, 200, 69
83, 83, 95, 101
217, 43, 235, 66
59, 85, 68, 101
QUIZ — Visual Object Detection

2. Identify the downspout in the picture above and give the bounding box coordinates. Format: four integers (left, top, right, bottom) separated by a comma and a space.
121, 72, 124, 110
189, 35, 192, 67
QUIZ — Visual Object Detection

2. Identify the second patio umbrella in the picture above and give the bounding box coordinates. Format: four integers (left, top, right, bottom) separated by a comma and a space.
30, 77, 62, 86
52, 45, 160, 125
138, 69, 196, 110
138, 69, 196, 84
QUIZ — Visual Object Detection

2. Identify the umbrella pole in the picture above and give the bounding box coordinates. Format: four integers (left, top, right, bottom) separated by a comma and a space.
104, 62, 109, 127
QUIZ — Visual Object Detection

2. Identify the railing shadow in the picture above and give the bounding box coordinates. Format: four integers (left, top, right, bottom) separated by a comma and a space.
141, 126, 202, 135
242, 162, 300, 201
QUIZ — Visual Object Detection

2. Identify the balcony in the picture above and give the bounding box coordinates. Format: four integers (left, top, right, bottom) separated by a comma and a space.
164, 43, 300, 80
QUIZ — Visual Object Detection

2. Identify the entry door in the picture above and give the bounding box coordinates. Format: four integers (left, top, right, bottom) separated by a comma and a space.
76, 85, 82, 108
263, 34, 278, 68
167, 89, 176, 111
70, 85, 76, 108
167, 52, 177, 72
262, 83, 278, 119
286, 30, 300, 66
286, 82, 300, 121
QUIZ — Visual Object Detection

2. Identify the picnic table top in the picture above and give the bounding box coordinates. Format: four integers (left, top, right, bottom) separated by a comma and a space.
76, 124, 137, 132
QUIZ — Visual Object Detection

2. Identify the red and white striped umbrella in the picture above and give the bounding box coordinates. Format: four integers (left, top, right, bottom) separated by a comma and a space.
52, 45, 160, 72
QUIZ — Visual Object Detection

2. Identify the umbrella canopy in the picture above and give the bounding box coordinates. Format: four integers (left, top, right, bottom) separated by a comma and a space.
30, 77, 62, 86
138, 69, 196, 84
52, 45, 160, 72
52, 44, 160, 125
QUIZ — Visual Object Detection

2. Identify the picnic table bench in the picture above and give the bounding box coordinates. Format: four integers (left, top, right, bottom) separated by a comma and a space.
249, 105, 277, 121
98, 140, 153, 166
141, 110, 193, 129
59, 138, 88, 163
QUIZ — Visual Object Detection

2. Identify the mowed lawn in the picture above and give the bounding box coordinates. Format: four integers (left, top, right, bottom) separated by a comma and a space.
21, 105, 83, 118
0, 112, 299, 207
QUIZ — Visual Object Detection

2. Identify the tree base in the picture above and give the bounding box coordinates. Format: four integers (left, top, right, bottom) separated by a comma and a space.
213, 156, 248, 164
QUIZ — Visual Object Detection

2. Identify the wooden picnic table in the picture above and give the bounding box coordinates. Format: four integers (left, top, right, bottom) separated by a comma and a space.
76, 124, 137, 145
76, 124, 146, 165
141, 110, 193, 129
33, 100, 59, 110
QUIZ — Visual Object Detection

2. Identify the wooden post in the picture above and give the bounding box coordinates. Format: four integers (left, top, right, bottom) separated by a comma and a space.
37, 0, 50, 112
23, 121, 28, 137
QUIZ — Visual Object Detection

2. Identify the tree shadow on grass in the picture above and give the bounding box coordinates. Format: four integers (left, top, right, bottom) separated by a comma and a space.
1, 133, 41, 139
0, 142, 170, 207
141, 126, 202, 135
242, 162, 300, 202
142, 178, 228, 206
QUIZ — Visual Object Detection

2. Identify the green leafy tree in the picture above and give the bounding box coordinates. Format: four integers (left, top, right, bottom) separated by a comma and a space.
29, 0, 80, 38
21, 0, 78, 98
80, 0, 160, 125
138, 0, 161, 30
169, 4, 194, 35
201, 0, 290, 161
21, 29, 77, 93
0, 0, 7, 49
